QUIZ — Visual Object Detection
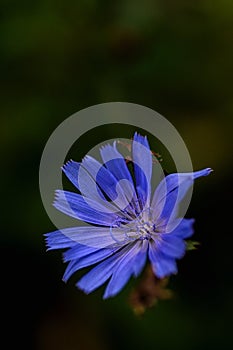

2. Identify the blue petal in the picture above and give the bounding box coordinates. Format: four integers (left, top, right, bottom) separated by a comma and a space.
100, 143, 134, 185
45, 226, 128, 250
76, 255, 118, 294
149, 241, 177, 278
63, 158, 125, 213
167, 218, 195, 239
63, 243, 100, 261
44, 231, 77, 250
54, 190, 121, 226
103, 240, 148, 299
62, 160, 80, 190
81, 156, 135, 214
157, 235, 186, 259
63, 246, 120, 282
132, 239, 149, 277
76, 243, 136, 295
151, 168, 213, 224
100, 143, 139, 213
152, 168, 213, 207
63, 159, 127, 213
73, 160, 107, 202
132, 132, 152, 208
192, 168, 213, 179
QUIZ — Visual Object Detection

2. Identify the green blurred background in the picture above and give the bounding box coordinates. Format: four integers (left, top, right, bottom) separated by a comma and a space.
1, 1, 233, 349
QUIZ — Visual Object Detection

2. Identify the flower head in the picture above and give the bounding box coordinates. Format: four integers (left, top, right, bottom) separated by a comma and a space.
45, 132, 212, 299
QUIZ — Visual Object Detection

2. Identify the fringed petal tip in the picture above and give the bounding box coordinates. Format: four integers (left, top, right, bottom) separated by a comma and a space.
44, 239, 53, 252
133, 131, 148, 143
203, 168, 213, 176
193, 167, 213, 179
43, 233, 52, 251
62, 159, 72, 170
44, 240, 54, 252
52, 191, 61, 209
54, 189, 62, 201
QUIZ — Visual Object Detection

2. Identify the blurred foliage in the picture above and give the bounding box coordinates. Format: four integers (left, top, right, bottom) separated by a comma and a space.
1, 1, 233, 349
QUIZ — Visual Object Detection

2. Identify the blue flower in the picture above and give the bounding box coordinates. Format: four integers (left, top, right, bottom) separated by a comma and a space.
45, 132, 212, 299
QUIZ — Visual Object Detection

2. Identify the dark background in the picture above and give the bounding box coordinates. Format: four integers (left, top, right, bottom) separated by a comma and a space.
1, 1, 233, 349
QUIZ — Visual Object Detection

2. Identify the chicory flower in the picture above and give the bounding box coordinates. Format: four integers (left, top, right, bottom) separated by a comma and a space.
45, 133, 212, 298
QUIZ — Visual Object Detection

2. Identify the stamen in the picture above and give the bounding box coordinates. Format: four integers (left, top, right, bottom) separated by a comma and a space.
109, 220, 133, 245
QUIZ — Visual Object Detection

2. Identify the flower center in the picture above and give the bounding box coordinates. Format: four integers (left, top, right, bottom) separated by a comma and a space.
136, 221, 154, 240
110, 208, 157, 244
122, 207, 156, 241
